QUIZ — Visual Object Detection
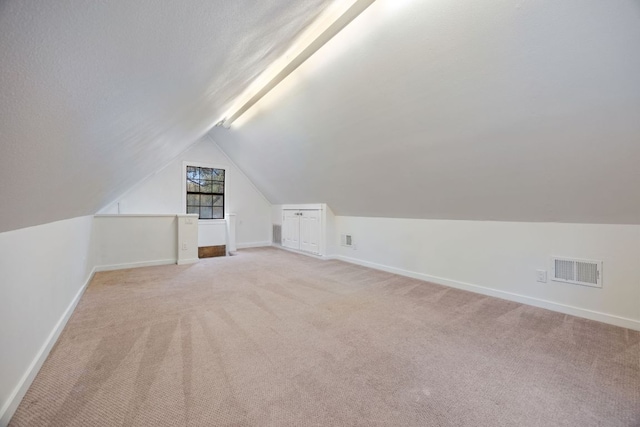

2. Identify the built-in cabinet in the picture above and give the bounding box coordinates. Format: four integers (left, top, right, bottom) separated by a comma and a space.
282, 204, 328, 255
283, 210, 320, 253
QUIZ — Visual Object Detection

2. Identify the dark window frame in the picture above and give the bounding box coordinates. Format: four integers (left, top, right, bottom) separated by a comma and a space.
186, 166, 225, 220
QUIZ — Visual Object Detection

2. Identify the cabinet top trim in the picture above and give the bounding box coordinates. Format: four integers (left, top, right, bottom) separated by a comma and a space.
282, 203, 325, 210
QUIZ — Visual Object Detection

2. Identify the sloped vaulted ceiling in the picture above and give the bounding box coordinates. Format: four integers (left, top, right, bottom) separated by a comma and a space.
212, 0, 640, 224
0, 0, 333, 233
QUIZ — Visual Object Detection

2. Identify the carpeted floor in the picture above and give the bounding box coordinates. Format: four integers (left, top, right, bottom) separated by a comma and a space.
10, 247, 640, 426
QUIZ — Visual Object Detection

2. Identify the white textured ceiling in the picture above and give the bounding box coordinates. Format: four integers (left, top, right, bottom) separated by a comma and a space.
213, 0, 640, 224
0, 0, 332, 232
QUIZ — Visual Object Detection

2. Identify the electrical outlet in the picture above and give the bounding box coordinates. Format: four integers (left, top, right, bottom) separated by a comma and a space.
182, 242, 188, 251
536, 269, 547, 283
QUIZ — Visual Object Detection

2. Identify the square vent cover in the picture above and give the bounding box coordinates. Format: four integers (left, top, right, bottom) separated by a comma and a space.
551, 257, 602, 288
340, 234, 353, 247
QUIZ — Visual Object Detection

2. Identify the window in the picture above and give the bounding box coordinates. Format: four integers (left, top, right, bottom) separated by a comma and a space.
186, 166, 225, 219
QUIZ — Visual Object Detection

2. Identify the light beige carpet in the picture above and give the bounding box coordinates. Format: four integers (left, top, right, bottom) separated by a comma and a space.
10, 248, 640, 426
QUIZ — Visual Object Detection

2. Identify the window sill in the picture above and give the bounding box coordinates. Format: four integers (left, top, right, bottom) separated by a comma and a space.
198, 219, 227, 224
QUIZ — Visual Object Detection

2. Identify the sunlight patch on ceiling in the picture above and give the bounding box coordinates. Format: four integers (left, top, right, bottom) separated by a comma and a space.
219, 0, 376, 128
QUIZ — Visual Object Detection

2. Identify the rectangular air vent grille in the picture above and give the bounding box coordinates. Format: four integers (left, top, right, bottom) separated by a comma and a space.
551, 257, 602, 288
272, 224, 282, 245
340, 234, 353, 247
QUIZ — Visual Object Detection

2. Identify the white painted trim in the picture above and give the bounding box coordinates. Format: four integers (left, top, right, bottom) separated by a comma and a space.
95, 214, 186, 218
198, 219, 226, 225
182, 160, 228, 170
0, 267, 97, 427
282, 204, 324, 210
320, 205, 327, 257
273, 244, 329, 260
236, 241, 272, 249
181, 160, 227, 218
95, 259, 177, 272
177, 258, 199, 265
330, 254, 640, 331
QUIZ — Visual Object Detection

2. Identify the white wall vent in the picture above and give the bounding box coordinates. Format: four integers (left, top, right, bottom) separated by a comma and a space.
550, 257, 602, 288
340, 234, 353, 247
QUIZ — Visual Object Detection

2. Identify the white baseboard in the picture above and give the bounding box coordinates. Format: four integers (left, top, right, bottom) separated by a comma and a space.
177, 258, 198, 265
330, 254, 640, 331
273, 244, 329, 260
95, 259, 177, 272
236, 241, 272, 249
0, 267, 97, 427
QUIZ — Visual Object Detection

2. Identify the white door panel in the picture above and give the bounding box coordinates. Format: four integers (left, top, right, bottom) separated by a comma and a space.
300, 210, 320, 254
282, 210, 300, 249
283, 209, 321, 254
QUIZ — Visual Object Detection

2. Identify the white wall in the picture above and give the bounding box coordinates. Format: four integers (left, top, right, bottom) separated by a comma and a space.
177, 214, 199, 264
198, 221, 227, 248
332, 216, 640, 330
0, 212, 198, 425
0, 216, 95, 425
213, 0, 640, 225
271, 204, 283, 226
93, 215, 180, 270
101, 134, 271, 247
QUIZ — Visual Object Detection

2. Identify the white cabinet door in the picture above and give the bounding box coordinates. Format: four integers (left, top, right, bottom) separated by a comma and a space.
282, 210, 300, 249
299, 210, 321, 254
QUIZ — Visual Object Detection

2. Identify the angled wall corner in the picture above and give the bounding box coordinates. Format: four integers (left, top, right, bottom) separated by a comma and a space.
0, 216, 96, 425
329, 216, 640, 330
212, 0, 640, 225
99, 134, 272, 247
